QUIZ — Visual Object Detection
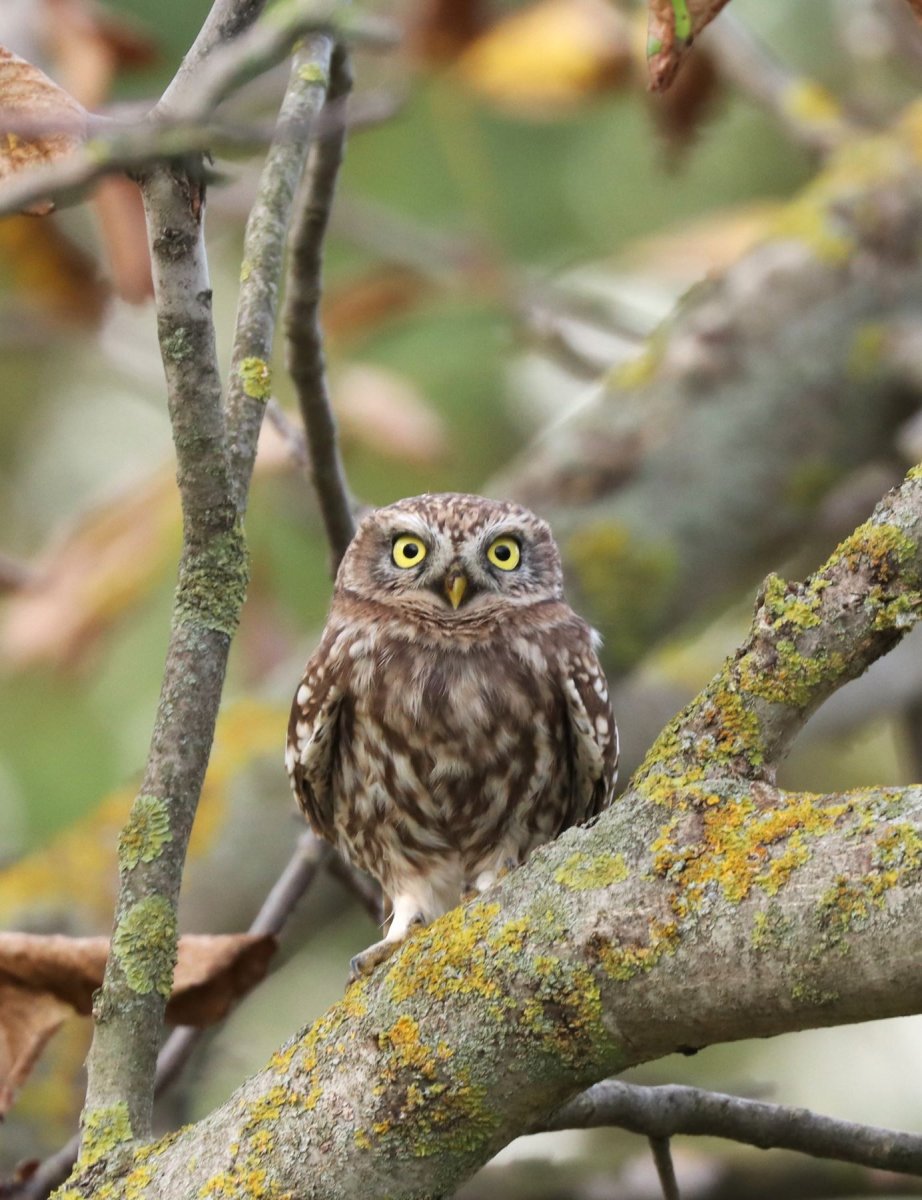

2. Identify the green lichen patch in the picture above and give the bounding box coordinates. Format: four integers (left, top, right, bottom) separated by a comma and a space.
163, 326, 194, 363
80, 1102, 133, 1167
834, 520, 915, 582
386, 902, 515, 1005
761, 574, 822, 631
739, 638, 847, 708
565, 523, 678, 672
238, 357, 272, 402
633, 675, 766, 811
176, 520, 250, 637
751, 904, 794, 952
554, 852, 628, 890
297, 62, 328, 86
113, 895, 178, 996
118, 795, 172, 872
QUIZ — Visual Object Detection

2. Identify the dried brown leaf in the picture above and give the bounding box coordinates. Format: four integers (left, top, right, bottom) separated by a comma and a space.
0, 44, 86, 215
324, 267, 435, 343
0, 212, 108, 327
336, 364, 449, 464
646, 0, 730, 92
0, 469, 181, 670
406, 0, 490, 64
0, 932, 276, 1115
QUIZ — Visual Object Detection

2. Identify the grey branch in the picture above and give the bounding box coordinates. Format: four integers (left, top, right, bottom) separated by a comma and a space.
225, 33, 337, 511
284, 43, 357, 568
550, 1079, 922, 1177
705, 12, 854, 153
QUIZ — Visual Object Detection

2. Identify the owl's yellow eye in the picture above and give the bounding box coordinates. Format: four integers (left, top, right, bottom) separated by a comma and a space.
392, 535, 428, 569
486, 536, 520, 571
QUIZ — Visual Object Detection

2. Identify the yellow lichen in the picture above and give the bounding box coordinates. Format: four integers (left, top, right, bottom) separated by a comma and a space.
652, 790, 849, 913
598, 918, 679, 982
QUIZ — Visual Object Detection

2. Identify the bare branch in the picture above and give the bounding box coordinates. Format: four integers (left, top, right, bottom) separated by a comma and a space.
705, 13, 854, 154
549, 1079, 922, 1177
649, 1137, 682, 1200
157, 0, 270, 114
225, 33, 337, 510
284, 43, 356, 568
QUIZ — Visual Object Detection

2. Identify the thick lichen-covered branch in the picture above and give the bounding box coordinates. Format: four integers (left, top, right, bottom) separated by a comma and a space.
495, 103, 922, 678
59, 470, 922, 1198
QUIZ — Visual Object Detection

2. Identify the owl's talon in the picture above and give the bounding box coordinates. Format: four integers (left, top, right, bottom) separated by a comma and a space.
347, 913, 429, 983
348, 939, 399, 982
461, 883, 478, 904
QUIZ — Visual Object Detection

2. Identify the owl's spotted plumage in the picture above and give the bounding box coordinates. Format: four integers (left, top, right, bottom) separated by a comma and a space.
285, 493, 618, 977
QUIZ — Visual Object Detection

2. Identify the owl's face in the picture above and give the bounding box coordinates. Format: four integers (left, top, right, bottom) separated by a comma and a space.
335, 493, 564, 618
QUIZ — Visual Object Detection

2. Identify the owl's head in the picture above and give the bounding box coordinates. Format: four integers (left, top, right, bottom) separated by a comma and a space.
335, 493, 564, 617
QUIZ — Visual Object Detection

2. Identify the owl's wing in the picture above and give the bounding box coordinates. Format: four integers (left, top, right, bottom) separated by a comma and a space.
559, 629, 619, 824
285, 650, 344, 843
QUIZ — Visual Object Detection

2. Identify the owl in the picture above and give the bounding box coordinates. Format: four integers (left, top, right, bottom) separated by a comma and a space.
285, 493, 618, 979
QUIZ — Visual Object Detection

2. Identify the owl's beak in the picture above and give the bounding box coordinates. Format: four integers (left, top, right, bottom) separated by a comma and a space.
444, 571, 468, 610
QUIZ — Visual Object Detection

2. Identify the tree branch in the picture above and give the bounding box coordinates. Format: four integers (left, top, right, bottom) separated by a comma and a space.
549, 1079, 922, 1176
59, 467, 922, 1198
283, 43, 357, 567
705, 12, 854, 154
493, 104, 922, 677
225, 33, 337, 510
74, 1, 350, 1167
80, 159, 240, 1142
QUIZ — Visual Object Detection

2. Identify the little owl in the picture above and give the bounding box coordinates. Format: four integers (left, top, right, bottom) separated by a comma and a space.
285, 492, 618, 978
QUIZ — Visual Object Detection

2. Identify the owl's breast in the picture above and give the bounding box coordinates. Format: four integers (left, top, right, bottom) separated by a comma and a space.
334, 633, 571, 865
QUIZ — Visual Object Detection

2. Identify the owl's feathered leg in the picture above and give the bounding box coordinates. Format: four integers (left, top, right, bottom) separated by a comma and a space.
348, 894, 428, 981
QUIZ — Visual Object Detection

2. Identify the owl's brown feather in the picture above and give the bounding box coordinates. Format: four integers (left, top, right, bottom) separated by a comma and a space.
285, 493, 618, 977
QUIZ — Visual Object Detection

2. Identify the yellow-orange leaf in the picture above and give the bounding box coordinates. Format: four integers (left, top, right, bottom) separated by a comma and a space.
0, 44, 86, 214
456, 0, 632, 114
646, 0, 730, 92
0, 931, 276, 1115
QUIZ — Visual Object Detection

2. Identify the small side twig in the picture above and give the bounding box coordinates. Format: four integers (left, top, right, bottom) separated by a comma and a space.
705, 11, 853, 154
284, 43, 357, 569
548, 1079, 922, 1177
649, 1136, 681, 1200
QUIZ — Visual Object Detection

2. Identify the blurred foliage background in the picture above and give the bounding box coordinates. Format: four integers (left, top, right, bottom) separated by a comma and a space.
2, 0, 922, 1194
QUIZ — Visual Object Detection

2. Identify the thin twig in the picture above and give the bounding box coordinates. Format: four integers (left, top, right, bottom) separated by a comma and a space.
284, 43, 357, 569
648, 1136, 681, 1200
0, 7, 395, 221
548, 1079, 922, 1176
705, 11, 854, 154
